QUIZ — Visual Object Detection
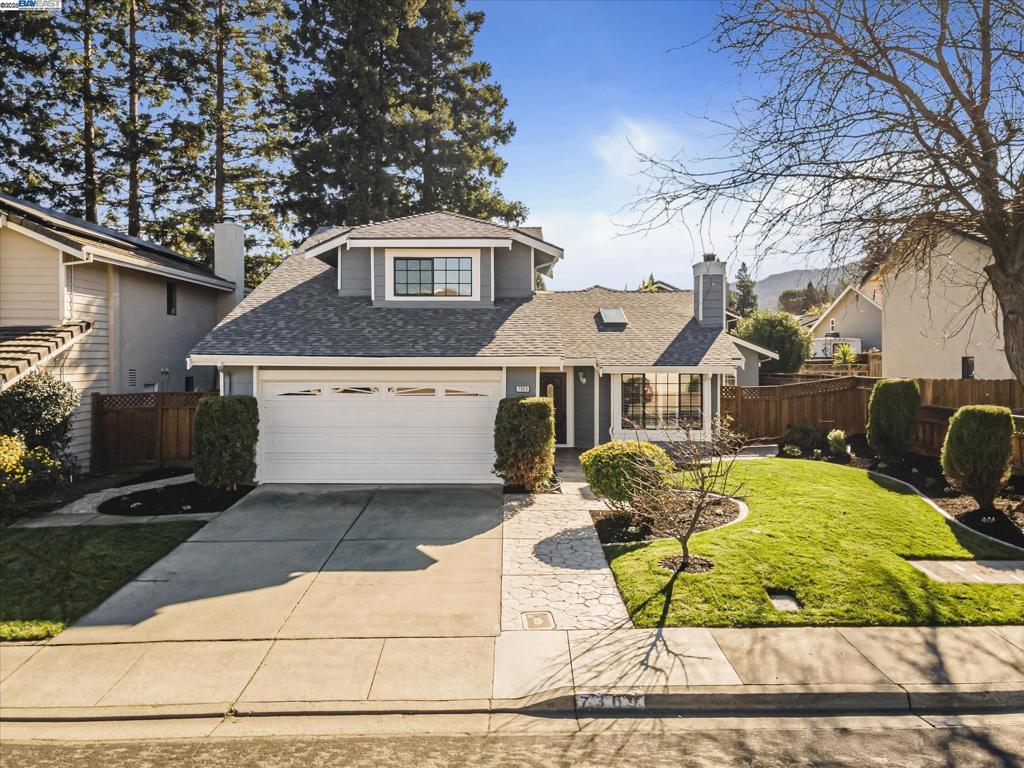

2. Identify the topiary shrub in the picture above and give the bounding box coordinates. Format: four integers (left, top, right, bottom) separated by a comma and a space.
0, 371, 80, 451
827, 428, 848, 457
941, 405, 1014, 509
867, 378, 921, 461
781, 422, 824, 453
193, 396, 259, 490
580, 440, 673, 511
493, 396, 555, 491
733, 311, 812, 373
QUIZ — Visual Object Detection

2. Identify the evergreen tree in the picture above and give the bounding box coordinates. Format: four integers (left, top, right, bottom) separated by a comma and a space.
728, 261, 758, 317
285, 0, 419, 234
396, 0, 524, 223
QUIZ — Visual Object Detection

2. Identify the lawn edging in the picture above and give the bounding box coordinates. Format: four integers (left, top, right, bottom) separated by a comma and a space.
868, 469, 1024, 557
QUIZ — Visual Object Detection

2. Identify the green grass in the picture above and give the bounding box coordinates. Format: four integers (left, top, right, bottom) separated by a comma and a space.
606, 459, 1024, 627
0, 522, 203, 641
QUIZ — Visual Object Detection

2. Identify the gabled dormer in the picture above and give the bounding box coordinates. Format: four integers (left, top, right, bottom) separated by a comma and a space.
297, 211, 563, 307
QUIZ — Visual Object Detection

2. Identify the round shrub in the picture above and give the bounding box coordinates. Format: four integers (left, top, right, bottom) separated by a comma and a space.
733, 311, 812, 373
0, 371, 80, 451
580, 440, 673, 510
782, 422, 823, 453
867, 378, 921, 461
941, 405, 1013, 509
781, 443, 803, 458
493, 396, 555, 491
193, 396, 259, 490
827, 428, 847, 457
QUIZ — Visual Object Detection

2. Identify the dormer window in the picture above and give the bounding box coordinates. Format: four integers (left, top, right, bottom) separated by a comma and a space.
384, 248, 480, 301
394, 256, 472, 297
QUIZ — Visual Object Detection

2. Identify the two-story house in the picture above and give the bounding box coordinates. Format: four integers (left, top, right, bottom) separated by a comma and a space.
0, 194, 245, 470
859, 228, 1013, 380
188, 211, 776, 484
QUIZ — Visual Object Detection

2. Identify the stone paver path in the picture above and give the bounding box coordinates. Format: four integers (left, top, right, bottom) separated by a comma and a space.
908, 559, 1024, 584
500, 452, 631, 631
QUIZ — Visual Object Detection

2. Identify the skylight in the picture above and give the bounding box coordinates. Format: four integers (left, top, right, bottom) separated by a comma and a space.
599, 307, 628, 326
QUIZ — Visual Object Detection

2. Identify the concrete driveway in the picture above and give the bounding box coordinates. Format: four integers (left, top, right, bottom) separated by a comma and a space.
53, 484, 503, 644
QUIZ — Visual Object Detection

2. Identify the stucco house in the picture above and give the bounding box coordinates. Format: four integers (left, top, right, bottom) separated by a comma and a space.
863, 228, 1013, 380
806, 285, 883, 359
0, 194, 245, 470
189, 211, 776, 484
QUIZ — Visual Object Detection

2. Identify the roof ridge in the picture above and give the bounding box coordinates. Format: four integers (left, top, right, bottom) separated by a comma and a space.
551, 285, 694, 294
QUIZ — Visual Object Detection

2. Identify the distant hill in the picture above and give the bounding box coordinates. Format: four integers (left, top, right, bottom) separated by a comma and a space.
754, 267, 852, 312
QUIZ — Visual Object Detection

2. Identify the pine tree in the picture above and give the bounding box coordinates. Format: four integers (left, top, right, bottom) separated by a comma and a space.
285, 0, 419, 234
396, 0, 524, 223
146, 0, 291, 284
729, 261, 758, 317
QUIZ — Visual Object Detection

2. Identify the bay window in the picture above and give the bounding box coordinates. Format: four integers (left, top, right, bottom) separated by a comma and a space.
621, 373, 703, 430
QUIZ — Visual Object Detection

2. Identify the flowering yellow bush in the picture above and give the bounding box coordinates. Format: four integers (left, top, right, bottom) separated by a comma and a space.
0, 434, 61, 512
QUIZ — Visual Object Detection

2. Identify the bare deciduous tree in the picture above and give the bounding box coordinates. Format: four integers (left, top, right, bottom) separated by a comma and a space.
633, 0, 1024, 385
621, 418, 747, 573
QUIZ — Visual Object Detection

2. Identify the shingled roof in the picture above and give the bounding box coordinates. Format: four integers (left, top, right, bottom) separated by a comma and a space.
191, 255, 744, 368
295, 211, 561, 255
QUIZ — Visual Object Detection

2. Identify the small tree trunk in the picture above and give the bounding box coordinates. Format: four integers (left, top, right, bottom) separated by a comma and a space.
986, 261, 1024, 388
127, 0, 140, 236
214, 0, 227, 223
82, 0, 97, 222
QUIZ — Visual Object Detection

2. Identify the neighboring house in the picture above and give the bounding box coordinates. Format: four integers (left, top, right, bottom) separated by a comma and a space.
865, 229, 1013, 380
0, 194, 244, 470
806, 285, 883, 359
189, 212, 777, 484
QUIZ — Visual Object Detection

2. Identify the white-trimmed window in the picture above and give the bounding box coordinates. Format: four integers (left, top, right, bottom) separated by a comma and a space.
384, 248, 480, 301
621, 373, 703, 430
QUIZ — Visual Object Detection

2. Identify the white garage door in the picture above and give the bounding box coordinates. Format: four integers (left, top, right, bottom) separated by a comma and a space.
258, 369, 502, 484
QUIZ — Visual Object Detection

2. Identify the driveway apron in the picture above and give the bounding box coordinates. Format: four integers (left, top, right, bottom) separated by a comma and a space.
52, 484, 503, 644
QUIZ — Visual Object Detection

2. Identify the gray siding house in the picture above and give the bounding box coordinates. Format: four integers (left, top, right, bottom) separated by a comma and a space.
190, 211, 775, 484
0, 194, 244, 470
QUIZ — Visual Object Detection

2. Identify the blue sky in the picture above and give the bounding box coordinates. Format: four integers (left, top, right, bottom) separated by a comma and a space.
470, 0, 795, 290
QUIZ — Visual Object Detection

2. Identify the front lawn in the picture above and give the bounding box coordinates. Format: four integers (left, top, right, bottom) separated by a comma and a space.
0, 522, 203, 640
606, 459, 1024, 627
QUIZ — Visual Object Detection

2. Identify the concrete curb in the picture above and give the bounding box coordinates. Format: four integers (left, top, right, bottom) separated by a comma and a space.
868, 470, 1024, 556
3, 684, 1021, 724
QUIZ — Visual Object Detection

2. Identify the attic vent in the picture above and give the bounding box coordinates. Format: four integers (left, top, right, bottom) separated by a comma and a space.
128, 369, 137, 387
599, 307, 628, 326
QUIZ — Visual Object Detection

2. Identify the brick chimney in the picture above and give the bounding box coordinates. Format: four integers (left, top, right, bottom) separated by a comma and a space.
693, 253, 726, 328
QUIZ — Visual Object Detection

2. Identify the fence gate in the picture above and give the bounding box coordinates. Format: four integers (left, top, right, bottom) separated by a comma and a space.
91, 392, 214, 472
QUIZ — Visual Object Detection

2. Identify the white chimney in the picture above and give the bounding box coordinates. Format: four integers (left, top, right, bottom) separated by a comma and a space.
214, 218, 245, 317
693, 253, 727, 328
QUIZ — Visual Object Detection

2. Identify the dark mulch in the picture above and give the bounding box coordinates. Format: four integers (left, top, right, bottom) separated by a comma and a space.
503, 473, 562, 495
113, 466, 192, 488
590, 495, 741, 545
98, 482, 254, 517
658, 555, 714, 574
844, 433, 1024, 549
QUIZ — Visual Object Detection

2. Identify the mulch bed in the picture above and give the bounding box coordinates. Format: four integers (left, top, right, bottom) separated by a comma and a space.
658, 555, 714, 574
98, 482, 254, 517
590, 495, 741, 545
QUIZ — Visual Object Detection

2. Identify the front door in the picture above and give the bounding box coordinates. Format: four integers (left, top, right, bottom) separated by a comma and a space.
539, 372, 567, 445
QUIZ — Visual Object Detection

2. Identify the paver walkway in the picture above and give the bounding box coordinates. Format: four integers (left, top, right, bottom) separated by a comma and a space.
500, 452, 631, 631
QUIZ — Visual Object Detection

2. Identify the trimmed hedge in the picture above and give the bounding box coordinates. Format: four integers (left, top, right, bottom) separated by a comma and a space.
493, 396, 555, 491
193, 396, 259, 490
0, 371, 80, 451
941, 405, 1014, 509
867, 378, 921, 461
580, 440, 673, 509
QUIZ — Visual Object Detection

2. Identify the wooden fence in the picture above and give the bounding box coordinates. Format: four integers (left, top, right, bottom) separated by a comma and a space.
722, 376, 1024, 468
91, 392, 214, 473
